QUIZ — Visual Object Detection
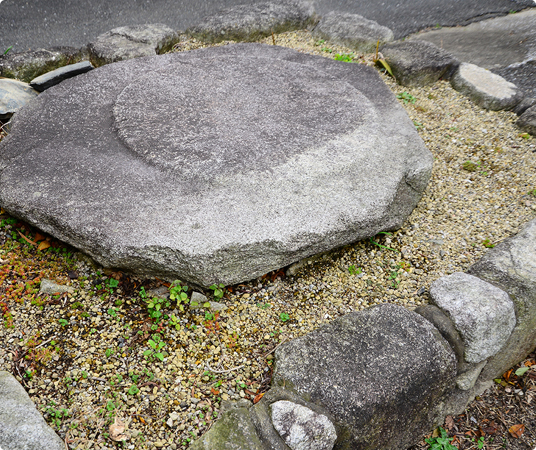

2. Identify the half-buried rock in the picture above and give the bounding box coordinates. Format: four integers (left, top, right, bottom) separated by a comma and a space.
0, 44, 432, 287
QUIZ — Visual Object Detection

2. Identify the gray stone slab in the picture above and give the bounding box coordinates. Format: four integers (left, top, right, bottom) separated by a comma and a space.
517, 105, 536, 135
430, 272, 516, 364
512, 96, 536, 116
273, 304, 456, 450
450, 63, 524, 111
0, 47, 87, 83
0, 78, 38, 120
410, 9, 536, 96
380, 40, 459, 87
0, 371, 65, 450
312, 12, 393, 53
0, 44, 432, 287
30, 61, 94, 92
88, 24, 179, 67
468, 218, 536, 380
186, 0, 317, 43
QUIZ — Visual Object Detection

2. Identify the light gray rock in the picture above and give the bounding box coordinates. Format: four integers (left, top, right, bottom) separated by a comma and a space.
380, 40, 460, 87
190, 401, 264, 450
312, 12, 393, 53
88, 24, 179, 67
517, 105, 536, 136
187, 0, 317, 43
0, 47, 87, 82
456, 361, 487, 391
450, 63, 524, 111
0, 371, 65, 450
39, 279, 74, 295
468, 218, 536, 380
271, 400, 336, 450
190, 291, 209, 307
429, 272, 516, 364
273, 304, 456, 450
0, 44, 431, 287
145, 286, 169, 300
30, 61, 94, 92
0, 79, 39, 120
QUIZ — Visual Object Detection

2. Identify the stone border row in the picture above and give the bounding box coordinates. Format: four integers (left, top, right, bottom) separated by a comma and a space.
1, 0, 535, 133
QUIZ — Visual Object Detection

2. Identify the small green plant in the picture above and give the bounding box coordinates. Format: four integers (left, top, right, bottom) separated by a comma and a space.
4, 46, 12, 55
128, 385, 140, 395
209, 283, 225, 300
105, 277, 119, 295
321, 47, 333, 53
396, 92, 416, 104
370, 232, 399, 253
528, 189, 536, 196
145, 295, 170, 322
58, 318, 68, 327
519, 132, 531, 140
413, 120, 423, 130
348, 265, 362, 275
482, 239, 495, 248
107, 307, 118, 318
462, 161, 478, 172
314, 39, 325, 46
45, 402, 69, 428
105, 348, 114, 358
169, 314, 181, 331
388, 271, 400, 289
334, 53, 355, 62
279, 312, 290, 322
143, 333, 166, 361
425, 427, 457, 450
169, 280, 188, 310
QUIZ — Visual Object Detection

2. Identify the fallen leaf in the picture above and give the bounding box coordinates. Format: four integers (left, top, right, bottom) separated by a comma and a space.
515, 366, 530, 376
34, 232, 45, 242
210, 387, 219, 395
244, 389, 256, 396
509, 424, 525, 439
109, 416, 127, 441
17, 231, 36, 245
37, 241, 51, 251
253, 393, 264, 404
444, 415, 455, 431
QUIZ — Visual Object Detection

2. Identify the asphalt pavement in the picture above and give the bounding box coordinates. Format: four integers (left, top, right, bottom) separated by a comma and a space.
0, 0, 535, 52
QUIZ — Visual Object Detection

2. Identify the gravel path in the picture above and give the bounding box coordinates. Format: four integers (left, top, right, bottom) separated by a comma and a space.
0, 30, 535, 450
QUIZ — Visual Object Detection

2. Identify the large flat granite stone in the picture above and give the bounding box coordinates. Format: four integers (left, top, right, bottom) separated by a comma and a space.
0, 44, 432, 287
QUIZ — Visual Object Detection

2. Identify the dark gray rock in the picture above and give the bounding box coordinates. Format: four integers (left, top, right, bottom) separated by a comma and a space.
450, 63, 524, 111
511, 96, 536, 116
494, 60, 536, 99
273, 304, 456, 450
312, 12, 393, 53
30, 61, 94, 92
468, 218, 536, 380
190, 401, 264, 450
517, 105, 536, 136
380, 40, 460, 87
271, 400, 337, 450
415, 304, 465, 369
0, 79, 39, 120
429, 272, 516, 364
0, 47, 87, 82
187, 0, 317, 43
0, 371, 65, 450
0, 44, 432, 287
87, 24, 179, 67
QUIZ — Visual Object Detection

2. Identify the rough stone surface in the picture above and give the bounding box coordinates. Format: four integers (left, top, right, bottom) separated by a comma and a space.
30, 61, 94, 92
0, 371, 65, 450
273, 304, 457, 450
512, 96, 536, 116
87, 24, 179, 67
0, 47, 87, 82
517, 105, 536, 136
190, 401, 264, 450
271, 400, 337, 450
0, 78, 39, 120
312, 12, 393, 53
0, 44, 431, 287
187, 0, 317, 43
39, 278, 75, 295
380, 40, 459, 87
450, 63, 524, 111
429, 272, 516, 364
456, 361, 487, 391
468, 218, 536, 380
